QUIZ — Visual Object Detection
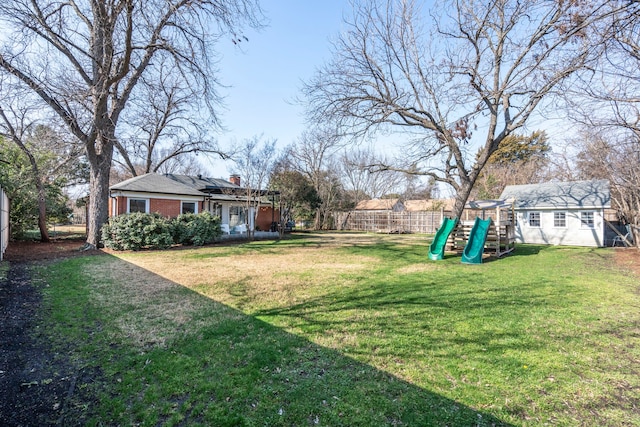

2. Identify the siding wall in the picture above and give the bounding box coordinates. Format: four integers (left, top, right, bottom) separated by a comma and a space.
514, 209, 605, 247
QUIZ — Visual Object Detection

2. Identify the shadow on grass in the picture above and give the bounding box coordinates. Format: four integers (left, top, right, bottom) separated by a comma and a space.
191, 231, 430, 258
506, 244, 545, 257
253, 250, 574, 387
345, 241, 549, 264
45, 254, 513, 427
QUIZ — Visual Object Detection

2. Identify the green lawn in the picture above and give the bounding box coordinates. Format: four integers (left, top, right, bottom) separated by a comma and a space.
37, 232, 639, 426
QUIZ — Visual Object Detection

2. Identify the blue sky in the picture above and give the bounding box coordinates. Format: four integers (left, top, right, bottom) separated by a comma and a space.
207, 0, 568, 185
210, 0, 348, 176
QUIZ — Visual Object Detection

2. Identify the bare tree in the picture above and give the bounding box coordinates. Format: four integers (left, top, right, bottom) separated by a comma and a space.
564, 5, 640, 246
339, 147, 407, 205
114, 62, 228, 177
402, 174, 437, 200
153, 152, 205, 177
0, 84, 83, 242
572, 130, 640, 248
303, 0, 630, 219
0, 0, 262, 248
0, 104, 51, 242
232, 135, 277, 239
287, 125, 344, 229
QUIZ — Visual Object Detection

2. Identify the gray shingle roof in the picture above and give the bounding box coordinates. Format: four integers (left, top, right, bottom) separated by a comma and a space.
164, 174, 240, 192
110, 173, 207, 196
500, 180, 610, 209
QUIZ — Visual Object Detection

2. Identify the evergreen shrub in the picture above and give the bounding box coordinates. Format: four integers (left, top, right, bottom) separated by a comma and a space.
102, 211, 222, 250
171, 211, 221, 246
102, 212, 173, 251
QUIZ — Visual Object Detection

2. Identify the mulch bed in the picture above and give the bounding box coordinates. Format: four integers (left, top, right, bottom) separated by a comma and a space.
3, 238, 101, 262
1, 238, 102, 426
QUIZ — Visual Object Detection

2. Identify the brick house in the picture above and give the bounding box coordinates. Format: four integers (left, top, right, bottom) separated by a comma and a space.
109, 173, 280, 233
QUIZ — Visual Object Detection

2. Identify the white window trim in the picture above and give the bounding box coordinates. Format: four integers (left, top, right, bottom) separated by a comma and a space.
181, 201, 199, 214
127, 198, 149, 213
580, 211, 595, 228
528, 211, 541, 228
553, 211, 567, 228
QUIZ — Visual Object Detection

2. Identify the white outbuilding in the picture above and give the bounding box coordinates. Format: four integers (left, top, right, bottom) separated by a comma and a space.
500, 180, 611, 247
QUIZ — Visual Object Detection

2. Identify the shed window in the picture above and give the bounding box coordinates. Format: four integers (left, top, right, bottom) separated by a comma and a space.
554, 212, 566, 228
528, 212, 541, 227
581, 211, 595, 228
181, 201, 197, 214
128, 198, 148, 213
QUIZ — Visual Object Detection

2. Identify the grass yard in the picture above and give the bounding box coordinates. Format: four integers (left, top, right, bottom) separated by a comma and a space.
37, 232, 639, 426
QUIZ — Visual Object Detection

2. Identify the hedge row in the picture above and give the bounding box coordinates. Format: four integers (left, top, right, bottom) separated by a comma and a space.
101, 211, 222, 251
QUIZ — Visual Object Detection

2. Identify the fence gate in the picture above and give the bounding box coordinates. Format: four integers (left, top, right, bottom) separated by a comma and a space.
1, 186, 8, 261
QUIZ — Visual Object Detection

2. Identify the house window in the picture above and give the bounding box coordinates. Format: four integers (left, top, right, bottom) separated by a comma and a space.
181, 201, 197, 214
210, 202, 222, 218
128, 198, 148, 213
229, 205, 246, 227
528, 211, 541, 227
554, 212, 566, 228
581, 211, 595, 228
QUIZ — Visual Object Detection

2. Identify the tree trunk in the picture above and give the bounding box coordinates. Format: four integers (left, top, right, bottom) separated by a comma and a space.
0, 113, 51, 243
86, 164, 111, 248
36, 180, 50, 243
451, 179, 475, 221
85, 133, 114, 249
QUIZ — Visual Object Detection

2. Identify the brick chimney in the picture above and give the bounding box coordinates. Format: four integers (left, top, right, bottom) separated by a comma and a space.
229, 174, 241, 186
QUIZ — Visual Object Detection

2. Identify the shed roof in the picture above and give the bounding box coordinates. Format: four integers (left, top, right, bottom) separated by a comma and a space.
110, 173, 206, 197
500, 180, 610, 210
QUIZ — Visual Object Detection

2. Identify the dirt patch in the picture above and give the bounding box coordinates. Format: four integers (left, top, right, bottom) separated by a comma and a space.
1, 238, 103, 426
613, 247, 640, 278
3, 238, 96, 262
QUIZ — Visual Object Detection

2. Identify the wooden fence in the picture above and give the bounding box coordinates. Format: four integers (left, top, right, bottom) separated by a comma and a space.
334, 210, 448, 234
1, 186, 8, 261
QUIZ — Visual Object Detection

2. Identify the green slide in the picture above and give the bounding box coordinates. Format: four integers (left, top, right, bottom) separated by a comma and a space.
428, 217, 458, 260
461, 217, 492, 264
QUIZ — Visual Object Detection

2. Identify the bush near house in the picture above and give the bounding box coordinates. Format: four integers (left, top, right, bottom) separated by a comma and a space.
102, 212, 222, 251
171, 211, 221, 246
101, 213, 173, 251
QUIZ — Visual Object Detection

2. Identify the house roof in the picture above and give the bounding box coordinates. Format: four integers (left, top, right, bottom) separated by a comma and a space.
110, 173, 277, 204
405, 199, 455, 211
355, 198, 402, 210
110, 173, 206, 197
499, 180, 611, 210
164, 174, 240, 193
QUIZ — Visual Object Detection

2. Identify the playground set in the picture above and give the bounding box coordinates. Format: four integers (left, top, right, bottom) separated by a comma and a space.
428, 200, 516, 264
